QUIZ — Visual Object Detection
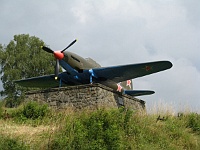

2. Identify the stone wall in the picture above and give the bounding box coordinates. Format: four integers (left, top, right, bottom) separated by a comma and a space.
26, 84, 146, 111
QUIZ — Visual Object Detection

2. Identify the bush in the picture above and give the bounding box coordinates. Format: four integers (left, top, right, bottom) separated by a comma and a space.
13, 101, 49, 120
4, 94, 25, 108
186, 113, 200, 134
23, 101, 49, 119
50, 109, 131, 150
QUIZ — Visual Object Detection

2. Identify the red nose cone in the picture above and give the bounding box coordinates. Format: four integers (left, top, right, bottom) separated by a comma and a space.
54, 51, 64, 60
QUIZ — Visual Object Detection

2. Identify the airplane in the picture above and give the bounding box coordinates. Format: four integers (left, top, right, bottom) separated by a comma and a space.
15, 39, 173, 97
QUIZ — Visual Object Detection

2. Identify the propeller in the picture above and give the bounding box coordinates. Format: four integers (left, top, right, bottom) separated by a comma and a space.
42, 46, 53, 53
55, 59, 60, 80
61, 39, 77, 52
41, 39, 77, 80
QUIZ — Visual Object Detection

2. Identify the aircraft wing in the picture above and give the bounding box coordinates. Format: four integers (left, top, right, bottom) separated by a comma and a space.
14, 75, 60, 88
93, 61, 172, 83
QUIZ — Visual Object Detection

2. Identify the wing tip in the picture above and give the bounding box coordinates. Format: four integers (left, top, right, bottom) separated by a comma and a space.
165, 61, 173, 69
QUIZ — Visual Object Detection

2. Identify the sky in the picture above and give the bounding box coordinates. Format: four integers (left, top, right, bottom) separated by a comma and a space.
0, 0, 200, 113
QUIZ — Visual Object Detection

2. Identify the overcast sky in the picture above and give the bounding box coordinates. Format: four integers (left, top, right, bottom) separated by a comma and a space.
0, 0, 200, 113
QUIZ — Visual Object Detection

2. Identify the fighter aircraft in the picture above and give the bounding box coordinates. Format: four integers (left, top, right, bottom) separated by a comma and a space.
15, 39, 172, 97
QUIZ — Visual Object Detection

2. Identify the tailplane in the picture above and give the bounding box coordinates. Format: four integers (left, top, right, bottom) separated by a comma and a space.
124, 90, 155, 97
120, 80, 155, 96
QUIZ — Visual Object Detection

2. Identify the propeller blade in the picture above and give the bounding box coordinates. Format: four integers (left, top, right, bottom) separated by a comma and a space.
42, 46, 54, 53
61, 39, 77, 52
55, 59, 59, 80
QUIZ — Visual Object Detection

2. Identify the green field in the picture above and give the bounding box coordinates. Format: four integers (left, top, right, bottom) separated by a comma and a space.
0, 100, 199, 150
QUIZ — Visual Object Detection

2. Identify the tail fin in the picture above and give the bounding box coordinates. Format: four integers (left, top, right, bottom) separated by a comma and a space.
121, 80, 133, 90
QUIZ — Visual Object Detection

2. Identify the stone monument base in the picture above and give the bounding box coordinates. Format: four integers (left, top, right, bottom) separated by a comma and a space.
26, 84, 146, 112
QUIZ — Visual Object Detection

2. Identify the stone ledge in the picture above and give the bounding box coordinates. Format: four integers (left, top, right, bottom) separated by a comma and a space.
25, 83, 146, 111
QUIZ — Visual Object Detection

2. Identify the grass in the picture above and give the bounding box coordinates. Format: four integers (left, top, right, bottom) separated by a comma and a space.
0, 100, 200, 149
0, 136, 28, 150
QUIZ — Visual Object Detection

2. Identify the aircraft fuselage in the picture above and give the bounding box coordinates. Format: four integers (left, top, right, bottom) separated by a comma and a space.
63, 51, 100, 71
61, 51, 130, 93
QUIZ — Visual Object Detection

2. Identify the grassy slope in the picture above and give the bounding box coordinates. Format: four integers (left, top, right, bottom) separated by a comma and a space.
0, 101, 199, 150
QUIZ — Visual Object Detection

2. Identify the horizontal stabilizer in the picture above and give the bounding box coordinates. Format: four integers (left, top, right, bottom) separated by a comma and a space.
124, 90, 155, 97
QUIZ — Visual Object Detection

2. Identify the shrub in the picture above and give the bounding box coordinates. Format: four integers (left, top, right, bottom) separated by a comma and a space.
13, 101, 49, 120
186, 113, 200, 134
50, 109, 130, 150
23, 101, 48, 119
4, 94, 25, 108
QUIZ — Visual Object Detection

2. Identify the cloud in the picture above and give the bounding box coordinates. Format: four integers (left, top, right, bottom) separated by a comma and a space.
179, 0, 200, 27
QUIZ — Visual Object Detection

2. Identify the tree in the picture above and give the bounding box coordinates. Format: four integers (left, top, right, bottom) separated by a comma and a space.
0, 34, 54, 107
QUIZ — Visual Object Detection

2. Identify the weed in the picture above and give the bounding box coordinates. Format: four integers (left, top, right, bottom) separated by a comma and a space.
186, 113, 200, 134
0, 136, 28, 150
